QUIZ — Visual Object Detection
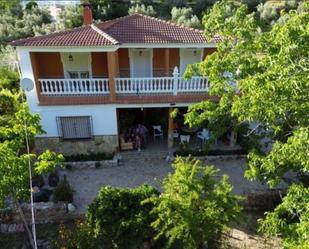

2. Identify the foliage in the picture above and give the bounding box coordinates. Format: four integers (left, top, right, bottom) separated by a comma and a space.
53, 175, 73, 203
82, 0, 129, 21
0, 6, 55, 46
0, 104, 64, 207
128, 4, 156, 16
259, 184, 309, 249
57, 5, 83, 29
185, 1, 309, 246
87, 184, 159, 249
0, 46, 19, 71
25, 1, 38, 10
0, 0, 20, 14
55, 220, 102, 249
64, 152, 113, 162
147, 157, 242, 248
171, 7, 201, 28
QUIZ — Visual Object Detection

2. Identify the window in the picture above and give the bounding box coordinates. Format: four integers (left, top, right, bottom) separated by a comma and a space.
57, 116, 92, 139
68, 71, 90, 79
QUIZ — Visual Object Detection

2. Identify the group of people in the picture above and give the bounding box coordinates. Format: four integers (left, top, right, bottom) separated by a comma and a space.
124, 124, 148, 152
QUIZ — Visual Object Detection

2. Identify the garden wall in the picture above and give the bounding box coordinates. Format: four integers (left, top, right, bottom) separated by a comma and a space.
35, 135, 118, 156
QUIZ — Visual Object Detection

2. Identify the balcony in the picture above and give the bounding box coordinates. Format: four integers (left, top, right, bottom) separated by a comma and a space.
38, 68, 209, 97
38, 78, 110, 95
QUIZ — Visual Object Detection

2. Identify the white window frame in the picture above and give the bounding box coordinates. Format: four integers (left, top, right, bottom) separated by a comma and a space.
57, 116, 93, 140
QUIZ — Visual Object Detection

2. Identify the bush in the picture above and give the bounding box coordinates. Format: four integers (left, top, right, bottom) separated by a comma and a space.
53, 175, 73, 203
55, 220, 102, 249
48, 172, 59, 187
86, 184, 160, 249
65, 152, 113, 162
147, 157, 242, 248
32, 174, 45, 188
94, 161, 101, 168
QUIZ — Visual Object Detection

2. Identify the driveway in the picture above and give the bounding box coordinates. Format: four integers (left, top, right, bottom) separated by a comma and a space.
59, 156, 271, 213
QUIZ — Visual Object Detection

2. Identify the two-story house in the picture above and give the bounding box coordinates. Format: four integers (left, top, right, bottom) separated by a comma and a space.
11, 4, 218, 156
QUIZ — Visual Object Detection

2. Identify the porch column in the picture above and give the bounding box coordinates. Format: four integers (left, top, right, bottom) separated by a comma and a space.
107, 51, 118, 102
168, 107, 174, 149
164, 48, 170, 76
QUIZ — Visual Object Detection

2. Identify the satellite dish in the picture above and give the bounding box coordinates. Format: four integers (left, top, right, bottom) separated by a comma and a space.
21, 78, 34, 92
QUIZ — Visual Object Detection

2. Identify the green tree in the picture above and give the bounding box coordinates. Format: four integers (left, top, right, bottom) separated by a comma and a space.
147, 157, 242, 248
82, 0, 129, 21
171, 7, 201, 28
57, 5, 83, 29
87, 184, 159, 249
184, 1, 309, 247
0, 6, 55, 45
128, 4, 156, 16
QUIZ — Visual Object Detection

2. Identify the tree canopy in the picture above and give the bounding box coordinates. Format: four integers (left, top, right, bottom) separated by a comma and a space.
184, 1, 309, 247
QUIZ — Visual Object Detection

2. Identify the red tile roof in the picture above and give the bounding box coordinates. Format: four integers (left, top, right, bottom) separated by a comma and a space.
10, 25, 117, 47
96, 14, 209, 44
11, 14, 217, 47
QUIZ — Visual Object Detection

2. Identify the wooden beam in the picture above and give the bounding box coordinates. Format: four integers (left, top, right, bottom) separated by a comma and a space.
168, 107, 174, 149
164, 48, 170, 76
107, 51, 119, 102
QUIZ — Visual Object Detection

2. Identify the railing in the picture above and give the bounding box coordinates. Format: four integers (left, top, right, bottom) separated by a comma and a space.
115, 76, 209, 95
38, 78, 109, 95
116, 77, 174, 94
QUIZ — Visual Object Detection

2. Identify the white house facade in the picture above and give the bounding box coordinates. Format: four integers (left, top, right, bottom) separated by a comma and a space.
12, 6, 219, 155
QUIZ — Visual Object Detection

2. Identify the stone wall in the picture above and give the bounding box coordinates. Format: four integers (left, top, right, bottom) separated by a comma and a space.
35, 135, 118, 156
0, 202, 80, 230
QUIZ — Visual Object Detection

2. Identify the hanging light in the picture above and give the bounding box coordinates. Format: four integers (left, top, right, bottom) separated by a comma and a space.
69, 54, 73, 62
193, 50, 197, 56
139, 50, 143, 56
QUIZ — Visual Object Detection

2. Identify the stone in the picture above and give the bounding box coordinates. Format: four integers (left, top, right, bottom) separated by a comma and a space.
35, 135, 118, 156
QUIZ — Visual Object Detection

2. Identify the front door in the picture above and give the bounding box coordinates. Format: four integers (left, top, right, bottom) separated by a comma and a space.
130, 49, 152, 77
180, 48, 202, 75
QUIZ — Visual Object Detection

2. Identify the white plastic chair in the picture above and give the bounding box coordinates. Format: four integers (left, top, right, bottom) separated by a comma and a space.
180, 135, 190, 143
153, 125, 163, 140
197, 128, 210, 142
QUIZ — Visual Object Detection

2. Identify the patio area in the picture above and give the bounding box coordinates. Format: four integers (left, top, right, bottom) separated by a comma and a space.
59, 156, 273, 214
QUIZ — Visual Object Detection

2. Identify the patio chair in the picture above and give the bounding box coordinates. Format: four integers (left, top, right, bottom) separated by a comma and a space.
197, 128, 210, 142
153, 125, 163, 140
180, 135, 190, 143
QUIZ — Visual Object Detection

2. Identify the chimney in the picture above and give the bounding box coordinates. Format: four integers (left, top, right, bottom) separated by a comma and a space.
82, 3, 93, 25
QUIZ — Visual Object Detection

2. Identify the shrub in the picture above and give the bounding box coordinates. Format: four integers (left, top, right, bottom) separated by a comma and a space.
65, 164, 72, 170
32, 174, 45, 188
65, 152, 113, 162
48, 172, 59, 187
147, 157, 242, 248
86, 184, 160, 249
55, 220, 102, 249
94, 161, 101, 168
53, 175, 73, 203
